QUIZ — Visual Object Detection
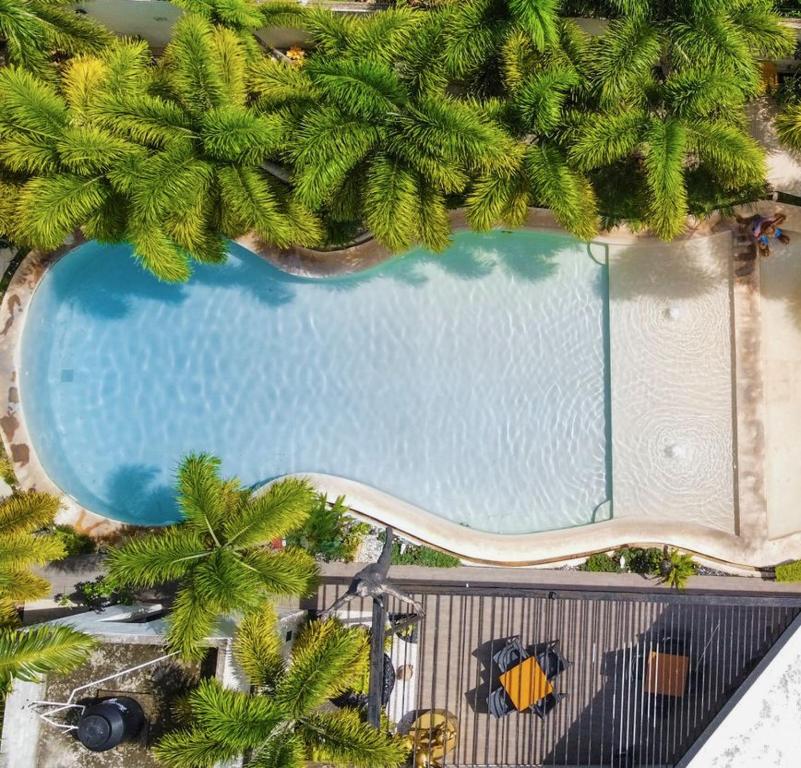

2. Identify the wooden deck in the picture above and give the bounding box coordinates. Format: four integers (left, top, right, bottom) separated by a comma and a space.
311, 576, 801, 767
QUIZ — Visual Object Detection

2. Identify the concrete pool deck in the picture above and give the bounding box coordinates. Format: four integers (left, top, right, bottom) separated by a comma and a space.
3, 211, 801, 567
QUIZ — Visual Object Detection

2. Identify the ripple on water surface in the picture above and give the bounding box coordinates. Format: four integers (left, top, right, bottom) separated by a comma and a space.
21, 232, 609, 531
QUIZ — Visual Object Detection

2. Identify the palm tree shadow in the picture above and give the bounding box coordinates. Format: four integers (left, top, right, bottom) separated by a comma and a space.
608, 238, 727, 302
105, 464, 179, 526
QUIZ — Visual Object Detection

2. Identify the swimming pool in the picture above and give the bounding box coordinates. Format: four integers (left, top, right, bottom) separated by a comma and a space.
20, 231, 610, 530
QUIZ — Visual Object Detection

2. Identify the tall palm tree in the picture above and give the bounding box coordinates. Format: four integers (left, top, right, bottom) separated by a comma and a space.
0, 14, 321, 281
253, 9, 519, 252
467, 21, 599, 239
0, 624, 96, 695
0, 0, 112, 78
0, 491, 66, 624
563, 0, 787, 238
154, 609, 407, 768
106, 454, 318, 661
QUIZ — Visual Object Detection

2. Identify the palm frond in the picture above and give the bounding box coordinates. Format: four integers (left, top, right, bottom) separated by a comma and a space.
466, 166, 530, 231
128, 223, 193, 283
172, 0, 266, 32
154, 726, 242, 768
363, 154, 420, 251
191, 549, 267, 613
416, 184, 452, 252
526, 143, 598, 241
176, 453, 231, 538
0, 624, 96, 687
568, 110, 645, 171
210, 24, 248, 105
226, 477, 321, 550
509, 0, 560, 52
216, 164, 295, 245
592, 17, 661, 107
776, 105, 801, 152
662, 69, 744, 120
685, 119, 766, 188
306, 58, 406, 121
0, 567, 52, 603
165, 583, 222, 661
248, 735, 306, 768
106, 527, 208, 588
276, 618, 368, 717
0, 65, 67, 138
15, 174, 110, 249
515, 67, 578, 135
186, 677, 282, 749
162, 12, 227, 115
300, 708, 409, 768
243, 548, 317, 598
0, 491, 60, 535
0, 532, 65, 569
642, 118, 688, 240
233, 604, 285, 687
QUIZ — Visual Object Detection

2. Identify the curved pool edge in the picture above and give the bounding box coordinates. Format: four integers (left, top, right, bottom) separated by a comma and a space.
293, 473, 792, 569
2, 212, 795, 565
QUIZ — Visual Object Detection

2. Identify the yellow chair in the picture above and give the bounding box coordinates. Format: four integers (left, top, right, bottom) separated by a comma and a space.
405, 710, 458, 768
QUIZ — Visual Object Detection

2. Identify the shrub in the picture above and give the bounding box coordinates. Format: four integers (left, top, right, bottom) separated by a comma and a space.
580, 552, 621, 573
391, 541, 460, 568
59, 575, 135, 610
53, 525, 96, 558
285, 494, 370, 563
775, 559, 801, 582
618, 547, 663, 576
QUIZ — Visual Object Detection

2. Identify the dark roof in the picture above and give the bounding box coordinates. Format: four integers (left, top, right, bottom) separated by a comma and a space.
313, 574, 801, 768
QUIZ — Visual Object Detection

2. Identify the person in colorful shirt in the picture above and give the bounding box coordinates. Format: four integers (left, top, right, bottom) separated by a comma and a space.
736, 212, 790, 257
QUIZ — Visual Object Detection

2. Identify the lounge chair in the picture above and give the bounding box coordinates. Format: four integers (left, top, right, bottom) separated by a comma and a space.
492, 636, 528, 674
488, 686, 514, 718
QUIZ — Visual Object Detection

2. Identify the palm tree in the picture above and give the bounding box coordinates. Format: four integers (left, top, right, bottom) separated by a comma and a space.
563, 0, 789, 239
0, 0, 112, 78
253, 9, 518, 252
0, 623, 96, 696
659, 547, 696, 590
467, 21, 599, 239
0, 491, 66, 624
106, 454, 319, 661
154, 609, 407, 768
775, 103, 801, 153
0, 13, 321, 281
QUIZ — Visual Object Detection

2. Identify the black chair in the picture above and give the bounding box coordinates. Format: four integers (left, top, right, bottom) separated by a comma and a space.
531, 692, 566, 719
536, 640, 572, 680
488, 686, 514, 718
492, 636, 528, 674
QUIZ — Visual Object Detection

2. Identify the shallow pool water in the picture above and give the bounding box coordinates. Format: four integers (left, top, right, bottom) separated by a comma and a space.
21, 231, 609, 530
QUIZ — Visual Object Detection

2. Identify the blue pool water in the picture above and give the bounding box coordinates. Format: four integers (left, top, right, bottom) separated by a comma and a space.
21, 232, 609, 531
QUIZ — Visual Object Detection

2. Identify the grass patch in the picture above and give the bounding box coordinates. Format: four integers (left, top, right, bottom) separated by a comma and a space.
391, 541, 460, 568
775, 559, 801, 582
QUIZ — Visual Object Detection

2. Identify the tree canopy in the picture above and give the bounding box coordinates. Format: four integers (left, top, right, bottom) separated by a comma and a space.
154, 609, 407, 768
0, 0, 791, 270
106, 453, 319, 661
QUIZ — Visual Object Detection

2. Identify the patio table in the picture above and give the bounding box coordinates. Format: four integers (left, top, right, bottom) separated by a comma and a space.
644, 651, 690, 697
499, 656, 553, 711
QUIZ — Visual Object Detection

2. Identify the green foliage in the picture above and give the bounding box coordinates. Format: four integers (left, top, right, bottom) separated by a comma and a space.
391, 541, 460, 568
580, 552, 621, 572
61, 575, 134, 610
0, 0, 112, 79
0, 491, 65, 624
0, 624, 96, 695
285, 494, 370, 562
154, 613, 407, 768
659, 548, 696, 590
53, 524, 95, 558
107, 453, 319, 660
619, 546, 663, 576
775, 559, 801, 582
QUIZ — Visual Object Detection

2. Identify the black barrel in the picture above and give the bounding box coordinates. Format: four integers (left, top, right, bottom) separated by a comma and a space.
77, 697, 145, 752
